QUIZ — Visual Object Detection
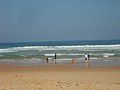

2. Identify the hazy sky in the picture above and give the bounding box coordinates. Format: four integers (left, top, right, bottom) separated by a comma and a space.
0, 0, 120, 42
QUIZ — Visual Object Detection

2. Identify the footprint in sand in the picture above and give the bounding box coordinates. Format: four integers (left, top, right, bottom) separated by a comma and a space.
65, 82, 72, 87
114, 82, 120, 84
56, 81, 63, 88
38, 87, 42, 90
96, 81, 100, 84
75, 83, 81, 86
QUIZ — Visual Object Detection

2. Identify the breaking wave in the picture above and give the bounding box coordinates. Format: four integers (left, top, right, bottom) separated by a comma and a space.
0, 44, 120, 53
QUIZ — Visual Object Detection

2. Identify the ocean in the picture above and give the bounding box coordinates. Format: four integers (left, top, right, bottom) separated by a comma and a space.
0, 40, 120, 66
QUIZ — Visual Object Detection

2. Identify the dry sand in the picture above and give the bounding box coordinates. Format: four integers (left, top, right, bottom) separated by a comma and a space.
0, 64, 120, 90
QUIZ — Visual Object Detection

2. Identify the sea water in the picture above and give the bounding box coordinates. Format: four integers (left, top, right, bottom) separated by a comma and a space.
0, 40, 120, 66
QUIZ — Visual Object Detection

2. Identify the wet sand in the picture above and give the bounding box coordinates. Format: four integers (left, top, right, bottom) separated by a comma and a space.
0, 64, 120, 90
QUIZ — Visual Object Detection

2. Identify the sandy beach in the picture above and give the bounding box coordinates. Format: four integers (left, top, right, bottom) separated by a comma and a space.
0, 64, 120, 90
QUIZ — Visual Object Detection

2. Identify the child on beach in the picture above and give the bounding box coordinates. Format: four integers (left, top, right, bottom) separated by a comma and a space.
71, 58, 76, 64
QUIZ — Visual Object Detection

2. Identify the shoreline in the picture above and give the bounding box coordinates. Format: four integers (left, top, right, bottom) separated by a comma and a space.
0, 63, 120, 71
0, 58, 120, 68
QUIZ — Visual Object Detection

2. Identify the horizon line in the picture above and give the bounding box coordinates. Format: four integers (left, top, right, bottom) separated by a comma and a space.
0, 39, 120, 44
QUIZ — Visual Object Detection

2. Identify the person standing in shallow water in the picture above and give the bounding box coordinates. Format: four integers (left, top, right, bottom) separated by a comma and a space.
55, 53, 57, 59
84, 53, 90, 67
85, 53, 88, 60
88, 53, 90, 60
46, 57, 49, 63
54, 53, 57, 63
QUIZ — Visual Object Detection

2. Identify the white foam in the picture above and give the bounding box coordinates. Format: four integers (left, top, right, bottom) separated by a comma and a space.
44, 54, 55, 56
103, 53, 115, 56
67, 54, 81, 55
103, 53, 115, 57
0, 49, 16, 53
44, 53, 84, 56
0, 44, 120, 53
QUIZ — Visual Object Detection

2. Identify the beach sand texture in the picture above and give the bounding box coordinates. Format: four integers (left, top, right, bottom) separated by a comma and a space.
0, 64, 120, 90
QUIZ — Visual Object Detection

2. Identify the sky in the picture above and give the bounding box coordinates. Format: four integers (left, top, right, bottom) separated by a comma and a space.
0, 0, 120, 42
